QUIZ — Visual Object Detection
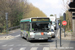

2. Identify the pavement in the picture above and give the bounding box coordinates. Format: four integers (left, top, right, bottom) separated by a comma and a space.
56, 29, 75, 41
0, 29, 20, 35
0, 37, 74, 50
0, 29, 20, 40
0, 29, 75, 50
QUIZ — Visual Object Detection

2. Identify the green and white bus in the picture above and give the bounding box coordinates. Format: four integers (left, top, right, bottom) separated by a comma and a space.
20, 17, 52, 41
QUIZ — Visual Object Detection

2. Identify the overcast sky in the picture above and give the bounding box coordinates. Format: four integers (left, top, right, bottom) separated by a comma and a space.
29, 0, 68, 18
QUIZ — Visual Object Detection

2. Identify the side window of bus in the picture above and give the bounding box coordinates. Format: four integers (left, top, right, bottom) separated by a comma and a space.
26, 23, 30, 31
24, 23, 26, 30
21, 23, 23, 30
24, 23, 30, 31
24, 23, 25, 30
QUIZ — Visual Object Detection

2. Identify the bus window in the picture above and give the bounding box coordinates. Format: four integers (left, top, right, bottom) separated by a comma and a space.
24, 23, 30, 31
32, 22, 50, 32
21, 23, 24, 30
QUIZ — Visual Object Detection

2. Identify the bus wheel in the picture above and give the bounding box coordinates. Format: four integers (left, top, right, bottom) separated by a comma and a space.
26, 35, 30, 42
20, 32, 24, 38
45, 39, 48, 42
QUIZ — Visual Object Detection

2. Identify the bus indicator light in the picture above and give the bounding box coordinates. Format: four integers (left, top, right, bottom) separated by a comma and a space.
41, 32, 44, 35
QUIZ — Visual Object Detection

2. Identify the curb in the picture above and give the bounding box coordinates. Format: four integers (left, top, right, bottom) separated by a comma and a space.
0, 35, 15, 40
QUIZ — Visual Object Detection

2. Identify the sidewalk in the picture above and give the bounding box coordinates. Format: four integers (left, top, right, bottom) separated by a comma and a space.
49, 43, 74, 50
57, 29, 75, 41
48, 38, 74, 50
0, 29, 20, 36
0, 29, 20, 40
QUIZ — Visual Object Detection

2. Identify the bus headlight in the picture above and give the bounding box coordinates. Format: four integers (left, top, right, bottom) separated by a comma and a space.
30, 32, 35, 38
30, 32, 35, 35
47, 32, 51, 35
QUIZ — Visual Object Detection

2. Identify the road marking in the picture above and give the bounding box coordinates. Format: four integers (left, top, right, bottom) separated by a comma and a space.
30, 44, 35, 46
9, 48, 13, 50
15, 34, 20, 37
17, 44, 21, 46
43, 47, 49, 50
30, 47, 38, 50
2, 44, 7, 47
22, 44, 27, 46
20, 47, 26, 50
35, 44, 40, 46
8, 44, 14, 46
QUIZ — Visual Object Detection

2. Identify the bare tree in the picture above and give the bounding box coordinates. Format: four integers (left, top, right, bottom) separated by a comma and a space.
62, 0, 71, 11
62, 0, 72, 30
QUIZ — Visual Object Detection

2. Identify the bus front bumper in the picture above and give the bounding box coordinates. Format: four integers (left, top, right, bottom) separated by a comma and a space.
29, 35, 52, 40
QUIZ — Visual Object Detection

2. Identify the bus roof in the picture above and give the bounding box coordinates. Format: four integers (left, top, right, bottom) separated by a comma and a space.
20, 17, 50, 22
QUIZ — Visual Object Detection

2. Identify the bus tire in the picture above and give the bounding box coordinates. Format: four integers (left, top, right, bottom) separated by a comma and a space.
26, 35, 31, 42
26, 35, 29, 41
20, 32, 24, 38
45, 39, 48, 41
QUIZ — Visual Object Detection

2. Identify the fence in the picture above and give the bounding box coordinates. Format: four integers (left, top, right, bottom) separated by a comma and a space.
0, 25, 20, 33
8, 25, 20, 31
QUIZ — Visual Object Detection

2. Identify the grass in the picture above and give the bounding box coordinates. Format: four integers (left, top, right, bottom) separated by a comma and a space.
66, 30, 73, 32
0, 33, 6, 35
67, 31, 72, 32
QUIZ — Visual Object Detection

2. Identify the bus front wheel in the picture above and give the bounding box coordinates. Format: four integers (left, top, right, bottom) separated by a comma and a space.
20, 32, 24, 38
26, 35, 31, 42
44, 39, 48, 42
26, 35, 29, 41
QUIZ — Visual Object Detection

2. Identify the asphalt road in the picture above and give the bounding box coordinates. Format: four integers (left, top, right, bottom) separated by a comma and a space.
0, 29, 75, 50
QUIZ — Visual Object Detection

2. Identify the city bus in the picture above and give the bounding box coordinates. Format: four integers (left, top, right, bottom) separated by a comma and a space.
20, 17, 52, 41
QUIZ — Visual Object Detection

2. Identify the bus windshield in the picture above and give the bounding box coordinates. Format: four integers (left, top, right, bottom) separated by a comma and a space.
32, 22, 50, 32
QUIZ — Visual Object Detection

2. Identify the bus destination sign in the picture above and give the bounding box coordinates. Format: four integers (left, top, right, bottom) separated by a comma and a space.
31, 18, 49, 22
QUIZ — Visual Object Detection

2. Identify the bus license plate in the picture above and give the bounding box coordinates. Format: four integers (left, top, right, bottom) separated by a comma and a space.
39, 38, 44, 39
